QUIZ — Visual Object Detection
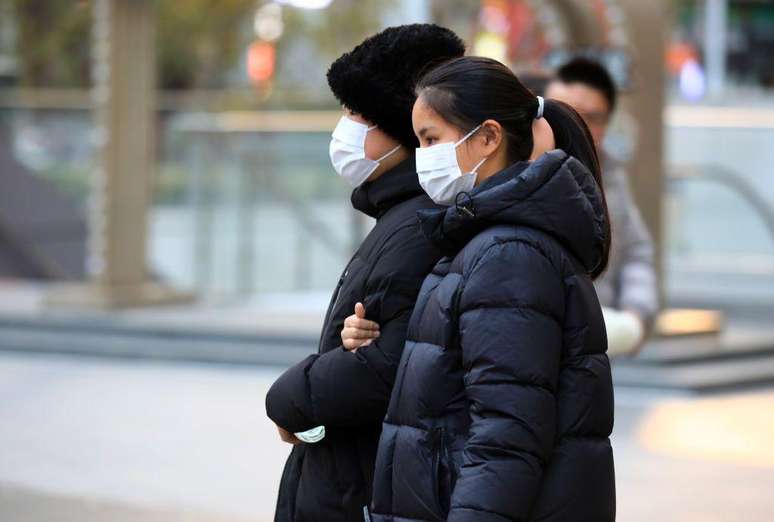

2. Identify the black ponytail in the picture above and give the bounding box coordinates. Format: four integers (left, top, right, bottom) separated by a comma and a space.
543, 98, 611, 279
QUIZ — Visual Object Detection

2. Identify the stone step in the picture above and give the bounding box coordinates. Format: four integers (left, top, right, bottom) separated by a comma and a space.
613, 352, 774, 392
0, 314, 317, 346
636, 333, 774, 366
0, 325, 315, 367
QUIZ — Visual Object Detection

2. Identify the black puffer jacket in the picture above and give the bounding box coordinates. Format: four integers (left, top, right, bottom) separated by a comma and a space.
371, 151, 615, 522
265, 157, 444, 522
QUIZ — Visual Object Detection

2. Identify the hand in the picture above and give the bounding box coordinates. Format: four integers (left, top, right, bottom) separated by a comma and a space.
623, 309, 647, 358
277, 425, 301, 445
341, 302, 380, 351
601, 307, 645, 358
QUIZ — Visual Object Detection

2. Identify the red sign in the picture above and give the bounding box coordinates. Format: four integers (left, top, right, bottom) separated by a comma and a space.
247, 41, 276, 85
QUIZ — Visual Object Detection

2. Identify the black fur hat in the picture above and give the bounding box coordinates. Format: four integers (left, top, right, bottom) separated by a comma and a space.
327, 24, 466, 149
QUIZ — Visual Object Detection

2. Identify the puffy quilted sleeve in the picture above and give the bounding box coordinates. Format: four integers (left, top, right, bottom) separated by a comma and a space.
265, 224, 440, 433
448, 239, 564, 522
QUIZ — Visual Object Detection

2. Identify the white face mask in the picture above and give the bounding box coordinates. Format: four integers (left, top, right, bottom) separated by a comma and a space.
329, 116, 401, 188
415, 124, 488, 205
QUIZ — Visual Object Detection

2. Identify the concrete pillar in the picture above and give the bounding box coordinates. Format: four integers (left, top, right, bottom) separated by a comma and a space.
48, 0, 188, 308
551, 0, 602, 48
704, 0, 728, 97
615, 0, 668, 298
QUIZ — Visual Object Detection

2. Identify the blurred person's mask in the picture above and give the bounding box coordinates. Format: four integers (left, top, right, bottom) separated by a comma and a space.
415, 124, 487, 206
329, 116, 401, 187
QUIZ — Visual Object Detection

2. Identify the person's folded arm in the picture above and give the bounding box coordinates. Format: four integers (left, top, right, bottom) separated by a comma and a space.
265, 226, 438, 432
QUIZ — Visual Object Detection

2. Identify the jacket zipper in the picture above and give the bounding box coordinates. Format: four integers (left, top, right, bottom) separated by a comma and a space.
318, 263, 352, 353
432, 427, 444, 511
330, 267, 349, 313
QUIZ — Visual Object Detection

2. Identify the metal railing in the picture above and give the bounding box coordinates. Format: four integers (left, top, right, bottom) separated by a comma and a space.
171, 111, 366, 295
668, 164, 774, 246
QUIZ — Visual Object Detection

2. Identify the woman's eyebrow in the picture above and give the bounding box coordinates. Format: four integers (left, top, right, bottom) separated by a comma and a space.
417, 125, 436, 138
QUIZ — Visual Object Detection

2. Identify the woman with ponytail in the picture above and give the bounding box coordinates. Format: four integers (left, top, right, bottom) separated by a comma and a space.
342, 56, 615, 521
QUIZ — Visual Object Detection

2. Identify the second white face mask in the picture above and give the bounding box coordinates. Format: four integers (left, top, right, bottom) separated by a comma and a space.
329, 116, 400, 188
415, 125, 487, 206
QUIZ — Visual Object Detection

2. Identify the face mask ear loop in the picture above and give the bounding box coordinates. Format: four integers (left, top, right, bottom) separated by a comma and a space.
375, 144, 401, 163
366, 124, 377, 132
470, 156, 488, 175
455, 123, 488, 175
455, 124, 483, 147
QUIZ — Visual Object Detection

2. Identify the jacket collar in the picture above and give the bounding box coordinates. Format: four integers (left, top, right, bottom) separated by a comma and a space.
418, 150, 608, 273
351, 156, 425, 219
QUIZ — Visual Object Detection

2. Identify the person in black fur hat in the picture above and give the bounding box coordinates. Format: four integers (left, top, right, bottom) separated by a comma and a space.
265, 24, 465, 522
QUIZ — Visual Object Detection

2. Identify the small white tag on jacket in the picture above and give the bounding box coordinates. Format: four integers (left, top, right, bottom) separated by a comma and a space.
363, 505, 372, 522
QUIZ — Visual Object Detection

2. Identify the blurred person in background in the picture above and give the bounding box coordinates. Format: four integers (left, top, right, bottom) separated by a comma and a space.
546, 57, 659, 357
264, 24, 465, 522
516, 69, 554, 99
344, 56, 615, 521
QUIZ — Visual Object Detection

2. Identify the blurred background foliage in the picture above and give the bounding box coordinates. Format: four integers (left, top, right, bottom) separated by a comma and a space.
6, 0, 396, 97
11, 0, 91, 87
157, 0, 256, 89
2, 0, 398, 203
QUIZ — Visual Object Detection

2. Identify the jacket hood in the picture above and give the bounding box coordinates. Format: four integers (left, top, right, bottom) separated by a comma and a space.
418, 150, 608, 273
351, 156, 426, 219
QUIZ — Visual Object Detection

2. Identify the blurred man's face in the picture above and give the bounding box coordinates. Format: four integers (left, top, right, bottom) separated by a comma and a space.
545, 81, 611, 150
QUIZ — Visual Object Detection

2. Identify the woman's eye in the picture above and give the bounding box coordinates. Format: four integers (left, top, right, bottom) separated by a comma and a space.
426, 137, 436, 145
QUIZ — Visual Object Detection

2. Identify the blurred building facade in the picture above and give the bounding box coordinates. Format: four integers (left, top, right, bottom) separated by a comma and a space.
0, 0, 770, 315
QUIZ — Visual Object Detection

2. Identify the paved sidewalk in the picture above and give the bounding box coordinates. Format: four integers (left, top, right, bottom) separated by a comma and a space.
0, 353, 286, 522
0, 483, 255, 522
1, 352, 774, 521
1, 279, 774, 521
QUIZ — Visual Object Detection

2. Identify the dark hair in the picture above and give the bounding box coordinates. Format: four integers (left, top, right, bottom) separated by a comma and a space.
416, 56, 538, 164
416, 56, 610, 278
543, 99, 611, 277
327, 24, 465, 148
556, 57, 617, 113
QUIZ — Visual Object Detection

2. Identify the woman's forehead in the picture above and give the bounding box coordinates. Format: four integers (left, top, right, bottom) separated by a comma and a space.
412, 97, 443, 121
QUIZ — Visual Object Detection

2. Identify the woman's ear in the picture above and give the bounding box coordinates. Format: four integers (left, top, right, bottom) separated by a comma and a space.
480, 119, 503, 152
